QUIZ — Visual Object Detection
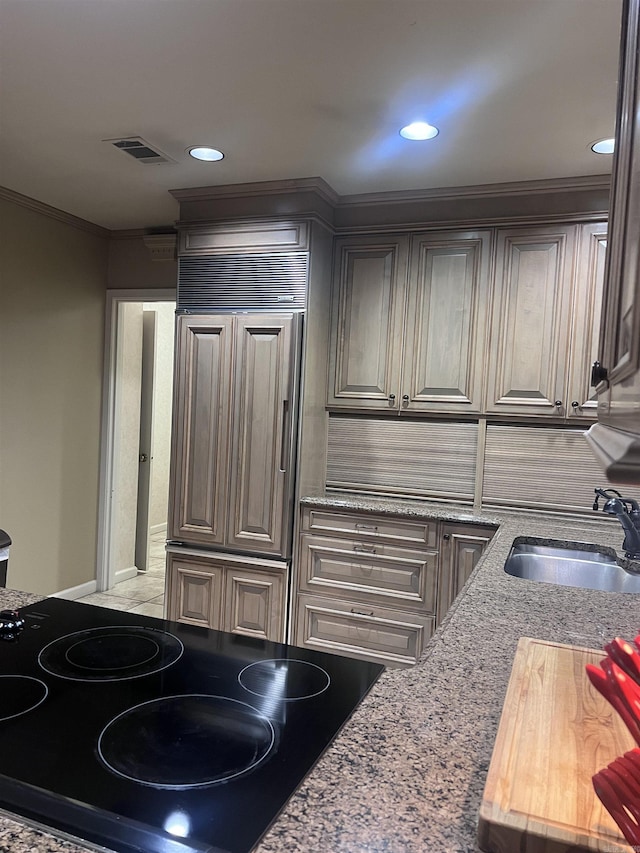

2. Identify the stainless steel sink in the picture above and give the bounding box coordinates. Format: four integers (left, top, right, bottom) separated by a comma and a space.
504, 542, 640, 593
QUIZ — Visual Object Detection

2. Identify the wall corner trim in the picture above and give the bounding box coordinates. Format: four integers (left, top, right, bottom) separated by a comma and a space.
0, 185, 110, 238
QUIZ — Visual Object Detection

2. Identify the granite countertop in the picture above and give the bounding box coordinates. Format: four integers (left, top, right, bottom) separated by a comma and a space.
2, 496, 640, 853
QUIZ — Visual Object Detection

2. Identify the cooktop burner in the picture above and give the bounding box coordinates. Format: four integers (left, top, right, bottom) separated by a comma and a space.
238, 658, 330, 700
38, 625, 184, 681
98, 694, 276, 789
0, 675, 48, 721
0, 598, 383, 853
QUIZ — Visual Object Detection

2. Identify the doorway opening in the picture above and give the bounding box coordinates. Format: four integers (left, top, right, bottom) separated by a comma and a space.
96, 290, 176, 594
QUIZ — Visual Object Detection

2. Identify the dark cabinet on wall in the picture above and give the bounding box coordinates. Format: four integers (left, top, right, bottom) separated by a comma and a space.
587, 0, 640, 483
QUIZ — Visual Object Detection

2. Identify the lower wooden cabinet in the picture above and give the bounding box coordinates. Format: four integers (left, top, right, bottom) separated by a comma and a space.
298, 534, 438, 612
166, 550, 287, 642
437, 522, 496, 622
295, 593, 435, 667
294, 507, 496, 667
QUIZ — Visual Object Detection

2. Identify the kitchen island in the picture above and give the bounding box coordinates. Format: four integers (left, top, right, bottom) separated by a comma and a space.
2, 499, 640, 853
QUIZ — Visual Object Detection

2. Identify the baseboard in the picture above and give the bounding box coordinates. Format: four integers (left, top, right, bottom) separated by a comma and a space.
52, 579, 97, 600
150, 522, 167, 536
115, 566, 138, 583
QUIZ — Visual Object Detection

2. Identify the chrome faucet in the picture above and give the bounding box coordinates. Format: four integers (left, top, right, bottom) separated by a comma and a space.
594, 488, 640, 560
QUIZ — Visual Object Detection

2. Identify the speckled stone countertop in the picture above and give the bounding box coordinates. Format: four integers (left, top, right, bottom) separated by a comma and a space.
2, 496, 640, 853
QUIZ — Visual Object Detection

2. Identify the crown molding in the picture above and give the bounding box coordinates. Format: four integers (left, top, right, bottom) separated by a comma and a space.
336, 173, 611, 208
170, 173, 610, 230
170, 176, 340, 206
109, 227, 177, 240
0, 185, 110, 238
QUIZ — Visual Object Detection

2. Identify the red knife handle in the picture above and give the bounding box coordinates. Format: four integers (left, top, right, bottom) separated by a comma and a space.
586, 664, 640, 745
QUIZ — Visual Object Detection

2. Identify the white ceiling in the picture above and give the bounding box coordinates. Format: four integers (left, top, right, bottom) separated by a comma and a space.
0, 0, 621, 231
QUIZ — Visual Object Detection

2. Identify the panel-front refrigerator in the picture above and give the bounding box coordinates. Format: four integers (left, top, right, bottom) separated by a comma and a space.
165, 312, 303, 641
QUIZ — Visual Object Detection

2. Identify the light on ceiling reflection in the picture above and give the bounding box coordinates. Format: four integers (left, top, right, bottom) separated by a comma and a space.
188, 146, 225, 161
591, 137, 615, 154
164, 809, 191, 838
399, 121, 439, 141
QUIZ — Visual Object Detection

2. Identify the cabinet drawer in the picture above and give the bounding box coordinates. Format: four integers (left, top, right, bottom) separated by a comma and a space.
299, 534, 437, 612
301, 508, 437, 547
295, 594, 434, 668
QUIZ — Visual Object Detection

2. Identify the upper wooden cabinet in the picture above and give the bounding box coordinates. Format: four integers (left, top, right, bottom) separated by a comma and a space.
402, 231, 492, 413
587, 0, 640, 483
567, 223, 607, 420
328, 230, 492, 413
486, 225, 576, 417
328, 223, 606, 420
487, 223, 607, 420
328, 235, 408, 409
169, 313, 300, 556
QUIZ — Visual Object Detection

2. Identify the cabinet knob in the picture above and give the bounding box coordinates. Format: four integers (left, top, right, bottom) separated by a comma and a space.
443, 533, 451, 540
388, 394, 396, 403
554, 400, 563, 409
571, 400, 581, 411
402, 394, 410, 402
591, 360, 609, 387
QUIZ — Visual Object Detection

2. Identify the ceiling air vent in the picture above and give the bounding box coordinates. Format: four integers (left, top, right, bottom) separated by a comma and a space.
104, 136, 176, 165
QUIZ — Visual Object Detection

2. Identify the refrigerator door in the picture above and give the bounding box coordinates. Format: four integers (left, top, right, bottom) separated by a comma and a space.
168, 315, 233, 548
168, 313, 302, 559
227, 313, 302, 558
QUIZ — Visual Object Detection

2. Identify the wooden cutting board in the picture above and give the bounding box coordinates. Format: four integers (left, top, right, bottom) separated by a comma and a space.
478, 637, 635, 853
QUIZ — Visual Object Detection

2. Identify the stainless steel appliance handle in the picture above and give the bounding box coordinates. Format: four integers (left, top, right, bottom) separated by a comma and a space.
279, 399, 290, 473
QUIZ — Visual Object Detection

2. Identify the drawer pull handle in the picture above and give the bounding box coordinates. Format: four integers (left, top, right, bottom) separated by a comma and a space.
355, 523, 378, 531
353, 544, 376, 553
350, 608, 374, 617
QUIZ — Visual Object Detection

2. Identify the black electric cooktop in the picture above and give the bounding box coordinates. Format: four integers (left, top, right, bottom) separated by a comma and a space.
0, 598, 383, 853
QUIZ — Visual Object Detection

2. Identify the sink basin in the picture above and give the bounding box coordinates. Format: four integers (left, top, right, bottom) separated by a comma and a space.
504, 542, 640, 593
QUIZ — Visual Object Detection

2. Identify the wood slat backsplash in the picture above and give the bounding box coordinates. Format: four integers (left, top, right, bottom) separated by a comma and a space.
326, 416, 477, 500
482, 424, 618, 512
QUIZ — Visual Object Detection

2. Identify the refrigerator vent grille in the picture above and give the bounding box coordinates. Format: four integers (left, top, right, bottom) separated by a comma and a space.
177, 253, 308, 311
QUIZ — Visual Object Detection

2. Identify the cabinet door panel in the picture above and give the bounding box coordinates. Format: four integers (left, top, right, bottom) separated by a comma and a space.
328, 238, 407, 408
224, 566, 286, 642
486, 227, 575, 416
567, 223, 607, 420
168, 317, 232, 545
404, 232, 491, 412
437, 524, 494, 623
227, 315, 295, 555
166, 557, 223, 629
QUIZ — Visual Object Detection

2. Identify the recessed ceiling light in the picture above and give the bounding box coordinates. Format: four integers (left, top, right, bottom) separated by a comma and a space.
188, 146, 224, 162
591, 137, 615, 155
399, 121, 439, 141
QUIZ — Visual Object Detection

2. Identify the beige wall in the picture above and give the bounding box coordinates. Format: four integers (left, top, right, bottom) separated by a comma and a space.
108, 236, 177, 290
0, 197, 108, 594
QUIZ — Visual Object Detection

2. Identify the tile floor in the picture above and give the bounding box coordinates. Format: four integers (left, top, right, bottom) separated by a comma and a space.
76, 531, 166, 618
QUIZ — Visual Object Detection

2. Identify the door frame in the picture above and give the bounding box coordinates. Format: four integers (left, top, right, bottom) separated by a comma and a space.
96, 289, 176, 592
